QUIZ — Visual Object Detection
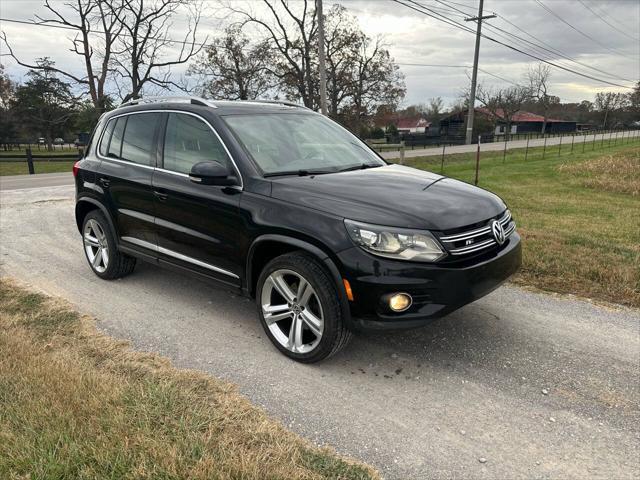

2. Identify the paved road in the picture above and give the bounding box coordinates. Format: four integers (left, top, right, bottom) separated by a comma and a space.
1, 186, 638, 480
0, 172, 74, 191
381, 130, 640, 160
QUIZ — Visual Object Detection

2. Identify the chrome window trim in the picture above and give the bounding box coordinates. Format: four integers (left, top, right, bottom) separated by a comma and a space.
121, 236, 239, 279
95, 109, 244, 189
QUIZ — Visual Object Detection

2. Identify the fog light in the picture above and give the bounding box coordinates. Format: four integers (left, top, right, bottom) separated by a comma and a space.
389, 293, 412, 312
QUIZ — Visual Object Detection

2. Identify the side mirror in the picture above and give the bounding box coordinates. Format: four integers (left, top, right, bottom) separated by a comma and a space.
189, 161, 236, 186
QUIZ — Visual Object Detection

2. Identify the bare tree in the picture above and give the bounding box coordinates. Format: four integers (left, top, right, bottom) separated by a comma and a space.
112, 0, 205, 102
187, 25, 273, 100
425, 96, 444, 123
594, 91, 629, 128
1, 0, 123, 113
225, 0, 318, 108
527, 63, 553, 134
349, 35, 405, 134
323, 4, 361, 117
477, 84, 531, 140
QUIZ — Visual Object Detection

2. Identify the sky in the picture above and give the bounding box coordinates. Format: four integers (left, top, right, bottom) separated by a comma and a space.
1, 0, 638, 108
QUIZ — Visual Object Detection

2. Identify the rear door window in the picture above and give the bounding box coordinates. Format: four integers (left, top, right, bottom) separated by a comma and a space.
120, 113, 161, 166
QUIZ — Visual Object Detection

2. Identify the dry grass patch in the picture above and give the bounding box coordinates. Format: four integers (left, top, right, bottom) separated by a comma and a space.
558, 149, 640, 196
0, 279, 379, 480
408, 141, 640, 307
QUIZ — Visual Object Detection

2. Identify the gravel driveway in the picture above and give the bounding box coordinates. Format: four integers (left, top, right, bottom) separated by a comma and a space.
1, 183, 638, 479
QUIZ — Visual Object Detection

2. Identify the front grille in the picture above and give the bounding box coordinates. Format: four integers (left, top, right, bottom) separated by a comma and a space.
438, 210, 516, 257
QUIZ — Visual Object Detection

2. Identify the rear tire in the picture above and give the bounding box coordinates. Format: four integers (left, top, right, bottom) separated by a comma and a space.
256, 251, 352, 363
82, 210, 136, 280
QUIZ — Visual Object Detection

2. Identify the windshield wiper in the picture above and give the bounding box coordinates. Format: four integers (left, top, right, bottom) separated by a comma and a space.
263, 168, 336, 178
336, 163, 383, 173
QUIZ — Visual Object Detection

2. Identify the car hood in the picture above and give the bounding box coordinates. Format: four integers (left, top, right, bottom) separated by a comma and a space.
270, 164, 506, 231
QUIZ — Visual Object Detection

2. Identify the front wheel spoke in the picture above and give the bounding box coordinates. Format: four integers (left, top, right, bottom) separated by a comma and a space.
297, 279, 313, 307
288, 315, 303, 352
300, 310, 322, 337
263, 304, 293, 324
271, 274, 296, 303
92, 248, 103, 268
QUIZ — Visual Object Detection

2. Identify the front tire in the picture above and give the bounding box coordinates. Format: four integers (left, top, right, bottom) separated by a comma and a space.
82, 210, 136, 279
256, 252, 352, 363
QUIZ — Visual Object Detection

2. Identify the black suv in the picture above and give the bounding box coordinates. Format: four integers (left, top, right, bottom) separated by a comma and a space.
74, 97, 521, 362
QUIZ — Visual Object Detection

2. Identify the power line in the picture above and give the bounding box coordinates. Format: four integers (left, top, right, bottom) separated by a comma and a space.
576, 0, 640, 42
428, 0, 634, 83
494, 15, 634, 83
390, 0, 634, 89
397, 62, 467, 68
534, 0, 637, 61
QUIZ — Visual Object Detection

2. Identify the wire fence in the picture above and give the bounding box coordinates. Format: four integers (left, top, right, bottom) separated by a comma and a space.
372, 128, 639, 153
386, 128, 640, 186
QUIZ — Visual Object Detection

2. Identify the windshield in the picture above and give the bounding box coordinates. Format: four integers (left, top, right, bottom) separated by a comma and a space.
222, 113, 385, 175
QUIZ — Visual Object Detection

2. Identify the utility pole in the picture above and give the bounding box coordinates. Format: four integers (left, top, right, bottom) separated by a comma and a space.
464, 0, 495, 145
316, 0, 328, 116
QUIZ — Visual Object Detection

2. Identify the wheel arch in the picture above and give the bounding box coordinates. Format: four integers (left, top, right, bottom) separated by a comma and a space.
246, 234, 352, 327
75, 197, 118, 237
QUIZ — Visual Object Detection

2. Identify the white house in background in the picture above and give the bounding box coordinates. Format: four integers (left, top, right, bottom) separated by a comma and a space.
395, 117, 431, 134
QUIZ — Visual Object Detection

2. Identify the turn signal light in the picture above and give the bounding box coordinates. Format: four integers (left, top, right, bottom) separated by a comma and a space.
389, 293, 412, 312
343, 278, 354, 301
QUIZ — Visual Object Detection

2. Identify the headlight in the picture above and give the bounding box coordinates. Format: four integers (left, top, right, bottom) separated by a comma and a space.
344, 219, 446, 262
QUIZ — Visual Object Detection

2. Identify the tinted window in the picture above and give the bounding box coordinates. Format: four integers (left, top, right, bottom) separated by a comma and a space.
107, 117, 126, 159
163, 113, 230, 174
99, 118, 116, 157
120, 113, 160, 166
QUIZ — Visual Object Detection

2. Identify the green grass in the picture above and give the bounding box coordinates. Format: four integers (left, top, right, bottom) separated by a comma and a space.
0, 279, 380, 480
0, 161, 75, 176
401, 138, 640, 307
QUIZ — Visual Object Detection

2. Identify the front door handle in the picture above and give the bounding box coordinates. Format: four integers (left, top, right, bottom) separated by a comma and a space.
153, 189, 168, 202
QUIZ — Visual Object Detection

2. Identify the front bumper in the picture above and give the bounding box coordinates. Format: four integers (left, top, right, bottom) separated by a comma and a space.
338, 232, 521, 330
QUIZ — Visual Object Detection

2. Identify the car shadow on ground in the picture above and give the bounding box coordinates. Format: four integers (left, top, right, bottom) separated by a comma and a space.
130, 261, 521, 372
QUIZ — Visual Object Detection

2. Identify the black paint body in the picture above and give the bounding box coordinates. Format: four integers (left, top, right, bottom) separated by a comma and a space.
75, 101, 521, 331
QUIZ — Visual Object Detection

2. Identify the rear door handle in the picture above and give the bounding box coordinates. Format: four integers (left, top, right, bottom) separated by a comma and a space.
153, 189, 168, 202
99, 177, 110, 188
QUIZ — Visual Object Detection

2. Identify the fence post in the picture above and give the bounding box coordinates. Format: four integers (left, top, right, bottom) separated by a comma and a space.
558, 134, 562, 158
570, 133, 575, 153
440, 143, 446, 173
399, 141, 405, 165
542, 135, 547, 159
525, 135, 530, 161
503, 135, 507, 163
474, 135, 481, 186
26, 147, 35, 174
593, 131, 597, 150
608, 130, 613, 147
600, 130, 605, 148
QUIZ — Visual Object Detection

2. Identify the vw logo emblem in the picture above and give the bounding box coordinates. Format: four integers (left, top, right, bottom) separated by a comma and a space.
491, 220, 506, 245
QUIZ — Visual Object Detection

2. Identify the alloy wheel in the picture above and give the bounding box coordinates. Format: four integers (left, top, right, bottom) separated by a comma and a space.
261, 269, 324, 354
83, 219, 109, 273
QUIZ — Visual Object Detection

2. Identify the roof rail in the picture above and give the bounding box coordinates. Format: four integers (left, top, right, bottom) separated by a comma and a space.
118, 96, 217, 109
240, 99, 311, 110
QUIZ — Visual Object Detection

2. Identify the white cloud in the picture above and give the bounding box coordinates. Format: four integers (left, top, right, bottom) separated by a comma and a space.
1, 0, 638, 107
